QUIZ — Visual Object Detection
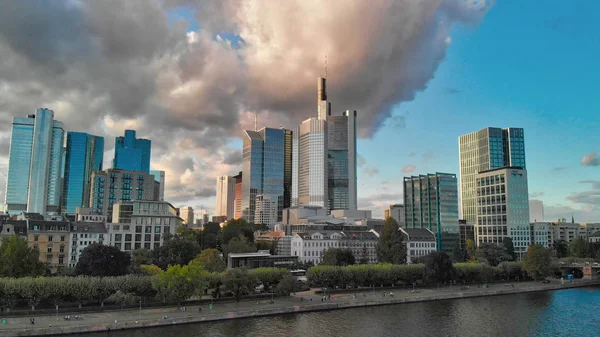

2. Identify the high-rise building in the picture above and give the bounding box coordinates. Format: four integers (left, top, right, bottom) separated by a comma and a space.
242, 127, 291, 225
233, 172, 242, 219
62, 132, 104, 214
216, 176, 236, 220
458, 127, 525, 225
113, 130, 151, 173
327, 110, 357, 211
254, 194, 278, 227
89, 168, 156, 221
529, 200, 544, 222
292, 118, 328, 209
404, 173, 459, 252
150, 170, 165, 201
179, 206, 194, 226
386, 204, 406, 227
475, 167, 530, 259
5, 108, 65, 215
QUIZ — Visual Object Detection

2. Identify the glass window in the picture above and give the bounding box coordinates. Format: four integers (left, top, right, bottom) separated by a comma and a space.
154, 226, 161, 233
145, 226, 151, 233
135, 226, 142, 233
125, 234, 132, 242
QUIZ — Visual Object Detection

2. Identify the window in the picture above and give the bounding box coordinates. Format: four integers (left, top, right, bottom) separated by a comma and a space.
48, 236, 53, 242
135, 234, 142, 242
145, 226, 152, 233
154, 234, 161, 242
113, 225, 120, 231
115, 234, 122, 241
59, 257, 64, 265
154, 226, 161, 233
34, 235, 39, 242
60, 245, 65, 253
164, 226, 170, 234
144, 243, 151, 249
124, 243, 132, 250
145, 234, 151, 242
123, 225, 130, 231
47, 246, 52, 253
135, 243, 141, 249
125, 234, 132, 242
154, 243, 160, 250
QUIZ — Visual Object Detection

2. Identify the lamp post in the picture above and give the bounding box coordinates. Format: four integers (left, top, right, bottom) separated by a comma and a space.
138, 301, 142, 319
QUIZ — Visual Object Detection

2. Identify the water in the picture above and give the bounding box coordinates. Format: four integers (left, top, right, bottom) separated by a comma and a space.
86, 287, 600, 337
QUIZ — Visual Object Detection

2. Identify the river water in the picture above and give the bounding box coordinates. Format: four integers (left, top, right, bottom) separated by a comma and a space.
88, 287, 600, 337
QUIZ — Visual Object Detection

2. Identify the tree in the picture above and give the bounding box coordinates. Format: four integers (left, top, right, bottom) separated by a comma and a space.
223, 268, 258, 302
221, 219, 255, 245
0, 236, 46, 277
475, 243, 511, 267
131, 248, 154, 273
322, 248, 356, 266
222, 234, 256, 259
194, 248, 226, 272
75, 244, 131, 276
502, 237, 516, 261
451, 241, 467, 263
20, 277, 49, 311
523, 244, 551, 280
569, 238, 590, 258
275, 273, 298, 296
153, 234, 201, 270
465, 239, 477, 261
376, 218, 406, 264
107, 290, 140, 309
422, 252, 455, 285
552, 240, 569, 259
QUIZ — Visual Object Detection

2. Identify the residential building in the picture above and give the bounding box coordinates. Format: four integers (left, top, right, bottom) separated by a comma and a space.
109, 200, 183, 252
459, 220, 475, 248
399, 228, 437, 264
233, 172, 243, 219
404, 172, 459, 253
529, 200, 544, 222
27, 219, 70, 273
113, 130, 151, 173
0, 217, 27, 240
179, 206, 194, 226
216, 175, 236, 220
89, 169, 156, 221
5, 108, 65, 215
68, 222, 107, 268
386, 204, 405, 227
475, 167, 530, 258
242, 127, 291, 225
150, 170, 165, 201
62, 132, 104, 214
75, 207, 107, 222
290, 230, 379, 265
459, 127, 525, 225
589, 231, 600, 244
292, 118, 328, 210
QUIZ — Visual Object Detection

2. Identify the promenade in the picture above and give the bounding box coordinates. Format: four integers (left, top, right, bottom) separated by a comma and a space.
1, 278, 598, 337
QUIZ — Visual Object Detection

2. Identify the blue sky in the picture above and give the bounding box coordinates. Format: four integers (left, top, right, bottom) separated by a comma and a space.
358, 0, 600, 220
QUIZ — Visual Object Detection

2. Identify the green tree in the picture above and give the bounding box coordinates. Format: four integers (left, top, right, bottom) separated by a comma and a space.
194, 248, 226, 272
131, 248, 154, 273
275, 273, 297, 296
523, 244, 551, 280
475, 243, 511, 266
222, 234, 256, 259
153, 234, 201, 270
465, 239, 477, 261
569, 238, 590, 258
75, 244, 131, 276
0, 236, 46, 277
552, 240, 569, 258
502, 237, 516, 261
249, 268, 287, 291
422, 252, 455, 285
19, 277, 49, 311
451, 241, 467, 263
223, 268, 258, 302
376, 218, 406, 264
322, 248, 356, 266
221, 218, 255, 245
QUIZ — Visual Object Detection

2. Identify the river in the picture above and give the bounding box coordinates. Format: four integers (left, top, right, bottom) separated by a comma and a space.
86, 286, 600, 337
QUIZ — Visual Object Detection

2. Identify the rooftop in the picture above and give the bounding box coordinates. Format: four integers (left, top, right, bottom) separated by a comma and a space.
71, 222, 107, 233
478, 166, 525, 174
400, 228, 436, 241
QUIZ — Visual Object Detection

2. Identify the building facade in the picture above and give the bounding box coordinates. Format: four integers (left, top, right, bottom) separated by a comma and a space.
386, 204, 405, 227
459, 220, 475, 248
327, 110, 357, 211
62, 132, 104, 214
403, 173, 459, 252
290, 230, 378, 265
27, 219, 70, 273
179, 206, 194, 226
216, 175, 236, 220
292, 118, 328, 209
113, 130, 151, 173
233, 172, 243, 219
68, 222, 106, 268
150, 170, 165, 201
459, 127, 525, 225
399, 228, 437, 264
89, 169, 156, 221
5, 108, 65, 215
475, 167, 530, 258
529, 200, 544, 222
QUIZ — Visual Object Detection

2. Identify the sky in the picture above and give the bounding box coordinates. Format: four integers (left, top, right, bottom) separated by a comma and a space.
0, 0, 598, 221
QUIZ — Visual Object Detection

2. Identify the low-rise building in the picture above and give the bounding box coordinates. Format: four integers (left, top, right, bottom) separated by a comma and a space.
68, 222, 107, 268
227, 251, 298, 269
530, 222, 552, 248
75, 207, 108, 222
27, 219, 70, 273
589, 231, 600, 244
400, 228, 436, 264
291, 230, 379, 265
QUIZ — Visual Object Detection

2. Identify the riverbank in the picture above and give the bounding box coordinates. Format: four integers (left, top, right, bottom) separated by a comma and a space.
1, 279, 598, 336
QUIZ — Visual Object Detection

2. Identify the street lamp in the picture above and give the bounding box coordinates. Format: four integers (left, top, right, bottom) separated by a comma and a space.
138, 300, 142, 319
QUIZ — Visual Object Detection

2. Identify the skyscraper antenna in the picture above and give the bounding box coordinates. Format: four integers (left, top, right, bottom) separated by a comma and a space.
254, 112, 257, 131
324, 54, 328, 78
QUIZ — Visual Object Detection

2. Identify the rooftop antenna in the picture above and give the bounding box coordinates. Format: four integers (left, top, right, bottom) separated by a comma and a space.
324, 54, 328, 78
254, 112, 257, 131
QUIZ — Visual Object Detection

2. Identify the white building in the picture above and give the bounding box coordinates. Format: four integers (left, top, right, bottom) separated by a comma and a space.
216, 175, 236, 220
179, 206, 194, 226
385, 204, 405, 227
529, 200, 544, 222
400, 228, 437, 264
291, 230, 378, 265
68, 222, 107, 268
530, 222, 552, 248
475, 167, 530, 259
75, 207, 107, 222
254, 194, 278, 227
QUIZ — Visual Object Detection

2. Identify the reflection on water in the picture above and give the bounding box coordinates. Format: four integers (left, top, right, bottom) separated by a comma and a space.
84, 287, 600, 337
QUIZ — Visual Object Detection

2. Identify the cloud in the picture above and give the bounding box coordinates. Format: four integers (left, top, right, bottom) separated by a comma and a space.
357, 154, 367, 168
566, 181, 600, 211
0, 0, 494, 212
223, 150, 242, 166
529, 192, 544, 198
358, 192, 403, 218
581, 152, 600, 166
402, 164, 416, 173
363, 167, 379, 177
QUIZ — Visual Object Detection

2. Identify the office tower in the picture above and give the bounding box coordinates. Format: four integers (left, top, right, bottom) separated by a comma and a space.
179, 206, 194, 225
475, 167, 530, 259
327, 110, 357, 210
386, 204, 406, 227
150, 170, 165, 201
242, 127, 289, 225
458, 127, 525, 225
5, 108, 65, 215
113, 130, 151, 173
292, 118, 328, 209
89, 168, 156, 221
254, 194, 278, 228
529, 200, 544, 222
62, 132, 104, 214
283, 129, 293, 210
404, 173, 459, 252
216, 176, 236, 219
233, 172, 242, 219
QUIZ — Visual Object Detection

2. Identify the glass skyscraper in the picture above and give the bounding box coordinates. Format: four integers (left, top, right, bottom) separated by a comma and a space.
113, 130, 151, 173
62, 132, 104, 214
404, 173, 459, 252
4, 108, 65, 215
292, 118, 328, 209
458, 127, 525, 225
327, 110, 357, 211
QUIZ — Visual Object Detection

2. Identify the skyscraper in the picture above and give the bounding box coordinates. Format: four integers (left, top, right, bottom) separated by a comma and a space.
113, 130, 151, 173
179, 206, 194, 226
327, 110, 357, 210
242, 127, 291, 225
216, 175, 236, 220
529, 200, 544, 222
233, 172, 242, 219
5, 108, 65, 215
62, 132, 104, 214
292, 118, 328, 209
458, 127, 525, 224
404, 173, 459, 252
150, 170, 165, 201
